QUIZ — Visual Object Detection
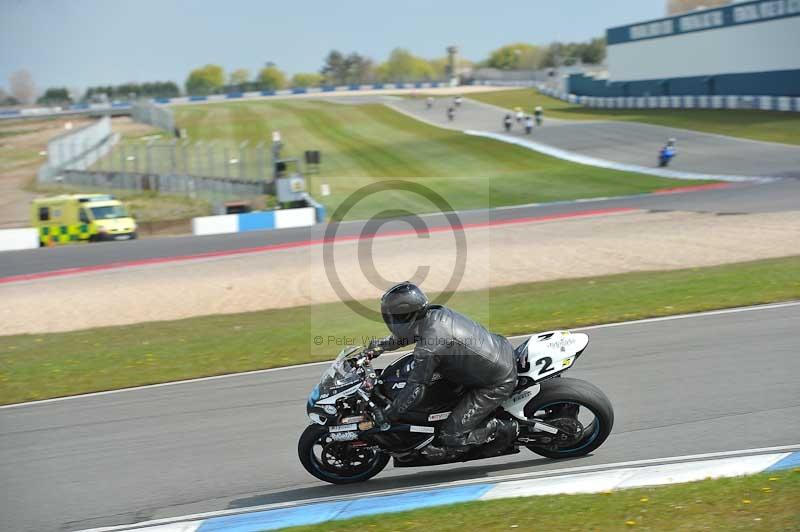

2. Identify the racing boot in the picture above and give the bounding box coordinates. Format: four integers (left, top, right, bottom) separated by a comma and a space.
420, 434, 471, 462
457, 418, 518, 447
493, 419, 520, 447
465, 418, 519, 448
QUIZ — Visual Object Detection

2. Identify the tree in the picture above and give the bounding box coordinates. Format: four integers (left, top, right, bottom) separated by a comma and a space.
428, 57, 449, 79
291, 72, 323, 88
320, 51, 376, 85
378, 48, 435, 82
320, 50, 348, 85
84, 81, 180, 101
229, 68, 251, 86
37, 87, 72, 105
9, 70, 35, 104
185, 64, 225, 95
487, 43, 543, 70
344, 53, 374, 84
257, 65, 287, 91
579, 37, 606, 64
540, 38, 606, 68
0, 87, 18, 106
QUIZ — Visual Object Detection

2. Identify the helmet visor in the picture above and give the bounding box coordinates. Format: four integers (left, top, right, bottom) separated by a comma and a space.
382, 311, 418, 340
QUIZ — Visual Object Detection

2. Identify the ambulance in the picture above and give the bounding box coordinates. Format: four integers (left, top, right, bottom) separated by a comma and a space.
31, 194, 138, 246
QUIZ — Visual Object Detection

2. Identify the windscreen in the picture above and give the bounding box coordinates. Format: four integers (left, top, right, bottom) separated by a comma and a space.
317, 347, 361, 396
90, 205, 128, 219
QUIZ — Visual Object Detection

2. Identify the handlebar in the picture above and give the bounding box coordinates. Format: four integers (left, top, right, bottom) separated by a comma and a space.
357, 387, 390, 431
363, 346, 384, 360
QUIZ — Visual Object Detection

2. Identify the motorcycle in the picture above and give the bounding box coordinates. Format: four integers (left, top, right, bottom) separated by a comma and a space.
299, 330, 614, 484
658, 145, 676, 167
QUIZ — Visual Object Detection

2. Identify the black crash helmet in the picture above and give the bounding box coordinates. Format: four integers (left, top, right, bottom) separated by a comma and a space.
380, 282, 429, 341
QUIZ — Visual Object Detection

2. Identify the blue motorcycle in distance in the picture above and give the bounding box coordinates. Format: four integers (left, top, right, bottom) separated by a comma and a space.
658, 139, 677, 167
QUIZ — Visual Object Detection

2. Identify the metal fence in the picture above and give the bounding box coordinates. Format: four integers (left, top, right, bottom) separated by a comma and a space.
55, 170, 269, 203
131, 100, 175, 133
46, 116, 116, 168
39, 135, 278, 204
91, 140, 275, 181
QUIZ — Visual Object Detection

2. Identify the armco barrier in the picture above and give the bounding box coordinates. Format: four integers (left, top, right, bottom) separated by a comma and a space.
0, 228, 39, 252
538, 85, 800, 112
192, 206, 322, 236
1, 81, 451, 121
191, 214, 239, 236
274, 206, 315, 228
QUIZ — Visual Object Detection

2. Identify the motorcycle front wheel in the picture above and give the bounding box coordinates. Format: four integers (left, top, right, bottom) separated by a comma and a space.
523, 377, 614, 459
298, 424, 389, 484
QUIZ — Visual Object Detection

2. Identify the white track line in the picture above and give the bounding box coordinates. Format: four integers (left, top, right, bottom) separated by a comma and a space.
78, 443, 800, 532
574, 300, 800, 330
2, 300, 798, 410
466, 130, 775, 183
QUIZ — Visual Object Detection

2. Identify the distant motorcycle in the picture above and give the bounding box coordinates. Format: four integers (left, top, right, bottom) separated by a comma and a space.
299, 330, 614, 484
658, 139, 677, 167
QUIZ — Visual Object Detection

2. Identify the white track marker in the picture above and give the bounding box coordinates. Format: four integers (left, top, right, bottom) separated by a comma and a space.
78, 444, 800, 532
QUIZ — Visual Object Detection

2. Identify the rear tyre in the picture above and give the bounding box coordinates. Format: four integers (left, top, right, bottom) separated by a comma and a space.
298, 424, 389, 484
523, 377, 614, 459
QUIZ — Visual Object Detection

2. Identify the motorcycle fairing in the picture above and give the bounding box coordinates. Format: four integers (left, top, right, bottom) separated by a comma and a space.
515, 330, 588, 382
501, 330, 587, 421
501, 383, 542, 419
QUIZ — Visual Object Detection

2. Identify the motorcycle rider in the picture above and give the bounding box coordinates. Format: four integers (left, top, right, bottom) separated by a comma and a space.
534, 106, 543, 126
659, 137, 677, 166
368, 282, 519, 459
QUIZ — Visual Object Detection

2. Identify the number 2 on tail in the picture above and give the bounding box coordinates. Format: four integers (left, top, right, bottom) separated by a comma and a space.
535, 356, 554, 375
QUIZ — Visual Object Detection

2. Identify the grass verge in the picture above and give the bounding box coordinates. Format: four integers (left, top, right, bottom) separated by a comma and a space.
28, 183, 212, 224
284, 470, 800, 532
1, 256, 798, 405
172, 100, 709, 220
468, 88, 800, 146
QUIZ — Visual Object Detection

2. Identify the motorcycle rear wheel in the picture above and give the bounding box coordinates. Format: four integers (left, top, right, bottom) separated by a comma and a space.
298, 424, 389, 484
523, 377, 614, 459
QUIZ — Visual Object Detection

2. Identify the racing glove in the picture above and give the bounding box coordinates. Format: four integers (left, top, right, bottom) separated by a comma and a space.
366, 335, 404, 358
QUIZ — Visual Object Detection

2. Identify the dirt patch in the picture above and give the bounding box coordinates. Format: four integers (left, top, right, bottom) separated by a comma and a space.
0, 117, 90, 228
1, 209, 799, 335
111, 117, 161, 138
0, 117, 160, 228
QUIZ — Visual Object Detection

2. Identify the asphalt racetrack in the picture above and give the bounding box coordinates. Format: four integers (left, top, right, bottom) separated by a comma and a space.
3, 178, 800, 281
1, 303, 798, 531
2, 91, 800, 280
389, 96, 800, 178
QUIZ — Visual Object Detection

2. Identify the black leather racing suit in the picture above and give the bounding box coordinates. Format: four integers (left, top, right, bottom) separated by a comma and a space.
381, 306, 517, 447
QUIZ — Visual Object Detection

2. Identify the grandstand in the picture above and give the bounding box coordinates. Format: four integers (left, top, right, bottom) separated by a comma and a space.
568, 0, 800, 97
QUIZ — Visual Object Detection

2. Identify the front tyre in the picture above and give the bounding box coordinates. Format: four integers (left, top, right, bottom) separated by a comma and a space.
523, 377, 614, 459
298, 424, 389, 484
